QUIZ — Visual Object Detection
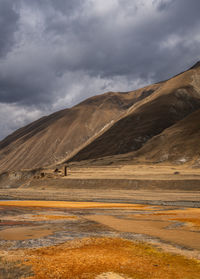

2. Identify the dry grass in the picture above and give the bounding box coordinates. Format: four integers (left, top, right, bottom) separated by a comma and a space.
65, 164, 200, 180
23, 237, 200, 279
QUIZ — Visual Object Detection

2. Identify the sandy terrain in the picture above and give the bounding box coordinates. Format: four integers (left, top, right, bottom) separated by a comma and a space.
0, 225, 54, 241
86, 213, 200, 250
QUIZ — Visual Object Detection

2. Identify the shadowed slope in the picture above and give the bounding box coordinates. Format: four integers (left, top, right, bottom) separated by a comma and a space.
133, 108, 200, 164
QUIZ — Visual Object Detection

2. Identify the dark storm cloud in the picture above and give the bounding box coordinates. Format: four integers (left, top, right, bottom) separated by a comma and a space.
0, 0, 200, 139
0, 1, 19, 57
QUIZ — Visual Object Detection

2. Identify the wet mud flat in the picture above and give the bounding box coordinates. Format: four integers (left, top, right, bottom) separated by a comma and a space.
0, 201, 200, 278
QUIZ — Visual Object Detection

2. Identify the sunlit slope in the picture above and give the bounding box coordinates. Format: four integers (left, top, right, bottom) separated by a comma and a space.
0, 84, 159, 170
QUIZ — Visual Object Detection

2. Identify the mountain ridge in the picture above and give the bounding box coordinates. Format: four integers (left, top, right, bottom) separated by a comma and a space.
0, 62, 200, 171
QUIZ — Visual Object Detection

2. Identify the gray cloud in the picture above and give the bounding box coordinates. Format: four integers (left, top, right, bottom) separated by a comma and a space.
0, 1, 19, 57
0, 0, 200, 139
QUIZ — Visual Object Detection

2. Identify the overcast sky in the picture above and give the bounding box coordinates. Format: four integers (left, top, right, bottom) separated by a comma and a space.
0, 0, 200, 139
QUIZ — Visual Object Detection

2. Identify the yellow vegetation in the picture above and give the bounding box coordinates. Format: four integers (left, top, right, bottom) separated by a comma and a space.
0, 200, 149, 209
24, 237, 200, 279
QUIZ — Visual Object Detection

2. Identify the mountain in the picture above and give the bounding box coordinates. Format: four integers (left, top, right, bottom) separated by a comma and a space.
0, 83, 160, 171
69, 62, 200, 163
0, 61, 200, 171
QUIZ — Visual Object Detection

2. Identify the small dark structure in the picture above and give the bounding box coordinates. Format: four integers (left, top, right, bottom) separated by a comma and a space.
174, 171, 180, 175
64, 165, 68, 176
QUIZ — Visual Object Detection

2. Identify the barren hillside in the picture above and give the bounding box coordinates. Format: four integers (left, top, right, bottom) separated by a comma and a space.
69, 63, 200, 163
0, 84, 160, 170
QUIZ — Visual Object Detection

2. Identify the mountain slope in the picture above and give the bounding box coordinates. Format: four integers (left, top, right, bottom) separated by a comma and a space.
1, 62, 200, 171
0, 84, 160, 171
132, 108, 200, 165
69, 63, 200, 162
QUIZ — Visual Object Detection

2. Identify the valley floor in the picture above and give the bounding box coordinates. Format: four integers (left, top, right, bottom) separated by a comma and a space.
0, 200, 200, 278
0, 164, 200, 278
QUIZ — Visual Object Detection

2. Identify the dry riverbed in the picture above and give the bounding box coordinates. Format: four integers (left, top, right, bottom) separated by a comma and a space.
0, 201, 200, 278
